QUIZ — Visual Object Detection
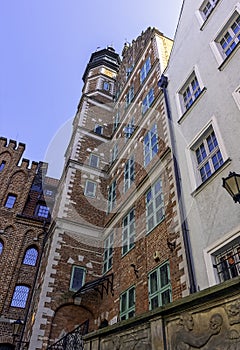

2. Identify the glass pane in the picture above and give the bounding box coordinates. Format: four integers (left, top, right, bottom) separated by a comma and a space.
150, 271, 158, 293
23, 247, 38, 266
151, 296, 159, 310
160, 264, 169, 287
11, 285, 29, 308
128, 310, 135, 318
128, 287, 135, 307
161, 289, 171, 305
121, 293, 127, 312
71, 267, 84, 290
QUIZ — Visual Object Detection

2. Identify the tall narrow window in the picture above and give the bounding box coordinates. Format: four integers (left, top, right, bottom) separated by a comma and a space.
148, 262, 171, 310
146, 178, 165, 233
84, 180, 97, 198
180, 72, 202, 112
103, 232, 114, 273
144, 124, 158, 166
23, 247, 38, 266
0, 240, 3, 255
5, 195, 17, 209
140, 57, 151, 84
113, 111, 120, 131
125, 86, 134, 107
108, 180, 116, 213
142, 88, 154, 114
122, 208, 135, 255
11, 285, 30, 308
124, 156, 134, 192
0, 161, 6, 171
194, 129, 223, 183
200, 0, 219, 21
120, 286, 135, 320
89, 154, 99, 168
70, 266, 85, 291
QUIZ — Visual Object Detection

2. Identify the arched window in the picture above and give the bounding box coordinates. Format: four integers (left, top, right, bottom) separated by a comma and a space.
11, 285, 30, 308
0, 241, 3, 255
23, 247, 38, 266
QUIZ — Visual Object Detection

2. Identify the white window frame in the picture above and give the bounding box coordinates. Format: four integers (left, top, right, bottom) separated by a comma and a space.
142, 88, 154, 114
210, 4, 240, 66
146, 178, 165, 233
69, 265, 86, 291
177, 69, 203, 115
120, 286, 135, 320
148, 262, 171, 310
204, 229, 240, 286
84, 180, 97, 198
140, 56, 151, 84
144, 124, 158, 167
89, 154, 99, 168
232, 85, 240, 109
107, 180, 116, 213
103, 232, 114, 273
122, 208, 135, 255
124, 156, 134, 192
187, 118, 227, 189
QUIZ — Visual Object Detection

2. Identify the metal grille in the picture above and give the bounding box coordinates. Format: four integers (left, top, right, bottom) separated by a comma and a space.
214, 243, 240, 282
47, 320, 89, 350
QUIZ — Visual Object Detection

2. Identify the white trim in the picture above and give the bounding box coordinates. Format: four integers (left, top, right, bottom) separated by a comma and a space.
203, 226, 240, 286
232, 84, 240, 109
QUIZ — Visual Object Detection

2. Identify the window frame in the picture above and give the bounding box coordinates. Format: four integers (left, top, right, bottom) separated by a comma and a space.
144, 124, 159, 167
11, 285, 30, 308
103, 232, 114, 274
210, 6, 240, 67
125, 85, 134, 108
142, 88, 154, 114
0, 240, 3, 255
140, 56, 151, 84
69, 265, 86, 292
122, 208, 135, 256
89, 154, 99, 168
148, 262, 171, 310
146, 178, 165, 233
84, 180, 97, 198
178, 71, 203, 115
107, 180, 116, 213
37, 204, 50, 218
5, 194, 17, 209
124, 156, 134, 192
23, 246, 38, 266
120, 285, 135, 320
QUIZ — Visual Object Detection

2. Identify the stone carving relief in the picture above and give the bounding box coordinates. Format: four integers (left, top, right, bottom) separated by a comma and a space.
168, 300, 240, 350
100, 331, 151, 350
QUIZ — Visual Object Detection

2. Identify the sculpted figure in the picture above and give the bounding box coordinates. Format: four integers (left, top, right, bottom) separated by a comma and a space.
226, 300, 240, 325
172, 313, 222, 350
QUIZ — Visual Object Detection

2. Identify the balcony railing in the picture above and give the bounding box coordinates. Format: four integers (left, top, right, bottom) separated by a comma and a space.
47, 319, 89, 350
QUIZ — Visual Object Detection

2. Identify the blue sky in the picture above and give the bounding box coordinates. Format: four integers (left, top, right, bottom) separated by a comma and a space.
0, 0, 183, 178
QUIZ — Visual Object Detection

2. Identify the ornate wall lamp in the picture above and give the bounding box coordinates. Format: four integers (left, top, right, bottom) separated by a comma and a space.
222, 172, 240, 204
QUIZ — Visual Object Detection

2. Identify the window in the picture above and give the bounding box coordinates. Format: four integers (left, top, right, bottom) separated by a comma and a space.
125, 86, 134, 107
200, 0, 219, 20
11, 285, 30, 308
211, 11, 240, 65
146, 178, 165, 232
113, 111, 120, 131
23, 247, 38, 266
213, 242, 240, 282
142, 88, 154, 114
140, 57, 151, 84
70, 266, 85, 291
194, 129, 223, 183
124, 156, 134, 192
0, 161, 5, 172
45, 189, 53, 196
120, 286, 135, 320
89, 154, 99, 168
37, 205, 49, 218
5, 195, 17, 209
122, 208, 135, 255
84, 180, 96, 198
0, 240, 3, 255
124, 117, 135, 142
218, 14, 240, 59
126, 65, 133, 79
103, 232, 114, 273
94, 125, 103, 135
107, 180, 116, 213
103, 81, 110, 91
179, 72, 202, 112
144, 124, 158, 166
111, 144, 118, 163
148, 262, 171, 310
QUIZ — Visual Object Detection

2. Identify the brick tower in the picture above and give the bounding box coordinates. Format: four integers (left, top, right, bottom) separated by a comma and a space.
28, 28, 189, 350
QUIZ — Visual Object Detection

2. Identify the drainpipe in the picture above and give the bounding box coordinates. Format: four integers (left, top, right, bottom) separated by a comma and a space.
158, 75, 197, 294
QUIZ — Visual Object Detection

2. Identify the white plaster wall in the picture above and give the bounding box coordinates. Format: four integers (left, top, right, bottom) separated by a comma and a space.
165, 0, 240, 289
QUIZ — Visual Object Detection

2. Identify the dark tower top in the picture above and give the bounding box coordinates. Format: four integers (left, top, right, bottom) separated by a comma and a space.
82, 46, 121, 82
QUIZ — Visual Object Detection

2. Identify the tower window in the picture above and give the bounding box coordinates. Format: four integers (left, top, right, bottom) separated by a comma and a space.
5, 195, 17, 209
0, 161, 6, 171
23, 247, 38, 266
103, 81, 110, 91
11, 285, 30, 308
37, 205, 50, 218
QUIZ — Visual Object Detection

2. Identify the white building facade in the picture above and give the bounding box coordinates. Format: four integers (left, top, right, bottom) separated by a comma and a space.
163, 0, 240, 290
